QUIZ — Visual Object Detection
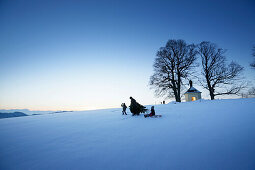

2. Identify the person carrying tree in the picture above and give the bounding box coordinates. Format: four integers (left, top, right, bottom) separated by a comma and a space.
129, 97, 147, 116
121, 103, 127, 115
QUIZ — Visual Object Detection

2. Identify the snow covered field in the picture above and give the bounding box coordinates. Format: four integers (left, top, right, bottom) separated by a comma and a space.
0, 98, 255, 170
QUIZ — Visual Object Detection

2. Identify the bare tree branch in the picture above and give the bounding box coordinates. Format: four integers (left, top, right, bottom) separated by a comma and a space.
198, 41, 245, 100
150, 39, 197, 102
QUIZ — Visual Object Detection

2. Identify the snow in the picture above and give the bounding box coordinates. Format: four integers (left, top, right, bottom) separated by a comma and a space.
184, 86, 201, 93
0, 98, 255, 170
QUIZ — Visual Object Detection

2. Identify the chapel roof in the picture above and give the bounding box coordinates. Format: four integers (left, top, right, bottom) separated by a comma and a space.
184, 86, 201, 94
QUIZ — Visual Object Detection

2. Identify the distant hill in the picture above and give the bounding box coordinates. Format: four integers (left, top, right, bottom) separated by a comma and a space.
0, 112, 28, 119
0, 109, 73, 116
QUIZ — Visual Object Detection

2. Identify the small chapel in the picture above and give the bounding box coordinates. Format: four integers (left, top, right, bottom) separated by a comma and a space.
184, 80, 202, 102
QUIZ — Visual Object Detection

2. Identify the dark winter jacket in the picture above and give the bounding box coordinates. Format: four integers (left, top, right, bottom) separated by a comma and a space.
150, 108, 155, 116
122, 103, 127, 111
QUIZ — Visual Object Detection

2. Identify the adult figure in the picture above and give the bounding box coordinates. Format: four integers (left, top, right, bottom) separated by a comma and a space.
129, 97, 147, 116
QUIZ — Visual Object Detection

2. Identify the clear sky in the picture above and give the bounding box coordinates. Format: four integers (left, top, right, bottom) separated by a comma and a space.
0, 0, 255, 111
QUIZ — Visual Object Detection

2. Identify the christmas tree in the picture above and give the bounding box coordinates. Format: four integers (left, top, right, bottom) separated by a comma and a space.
129, 97, 147, 116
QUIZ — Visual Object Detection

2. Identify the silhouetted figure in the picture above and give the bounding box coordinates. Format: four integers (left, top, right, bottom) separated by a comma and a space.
163, 101, 165, 104
150, 106, 155, 116
121, 103, 127, 115
129, 97, 147, 116
144, 106, 155, 118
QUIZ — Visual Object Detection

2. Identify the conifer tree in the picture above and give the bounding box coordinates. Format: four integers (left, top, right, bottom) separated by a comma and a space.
129, 97, 147, 116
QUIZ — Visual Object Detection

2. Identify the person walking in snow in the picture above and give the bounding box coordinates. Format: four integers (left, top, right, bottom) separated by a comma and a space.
121, 103, 127, 115
129, 97, 147, 116
144, 106, 155, 118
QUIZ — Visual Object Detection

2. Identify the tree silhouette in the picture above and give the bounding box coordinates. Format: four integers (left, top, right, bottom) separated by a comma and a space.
250, 46, 255, 68
150, 39, 197, 102
129, 97, 147, 116
198, 41, 244, 100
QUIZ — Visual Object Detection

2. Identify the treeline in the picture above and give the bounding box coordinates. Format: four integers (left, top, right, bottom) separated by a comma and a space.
150, 39, 254, 102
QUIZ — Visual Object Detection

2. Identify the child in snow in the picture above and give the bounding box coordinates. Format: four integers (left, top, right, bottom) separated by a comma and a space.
144, 106, 155, 118
121, 103, 127, 115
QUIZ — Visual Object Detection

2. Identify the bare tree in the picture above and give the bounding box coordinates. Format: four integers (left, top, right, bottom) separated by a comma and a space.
248, 87, 255, 97
240, 87, 255, 98
150, 39, 197, 102
198, 41, 244, 100
250, 46, 255, 68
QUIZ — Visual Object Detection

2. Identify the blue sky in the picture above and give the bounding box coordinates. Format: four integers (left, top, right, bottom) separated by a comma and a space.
0, 0, 255, 110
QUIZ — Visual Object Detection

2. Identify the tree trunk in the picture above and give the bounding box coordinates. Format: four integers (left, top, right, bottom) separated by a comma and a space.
172, 86, 180, 102
176, 72, 181, 102
171, 70, 181, 102
205, 72, 215, 100
209, 89, 215, 100
176, 95, 181, 102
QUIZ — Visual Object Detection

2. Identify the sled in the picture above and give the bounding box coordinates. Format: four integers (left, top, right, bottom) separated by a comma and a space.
144, 115, 162, 118
151, 115, 162, 118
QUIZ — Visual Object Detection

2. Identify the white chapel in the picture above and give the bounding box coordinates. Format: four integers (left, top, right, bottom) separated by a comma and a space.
184, 80, 202, 102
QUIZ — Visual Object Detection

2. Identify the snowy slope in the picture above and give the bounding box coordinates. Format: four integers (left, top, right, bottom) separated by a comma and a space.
0, 98, 255, 170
